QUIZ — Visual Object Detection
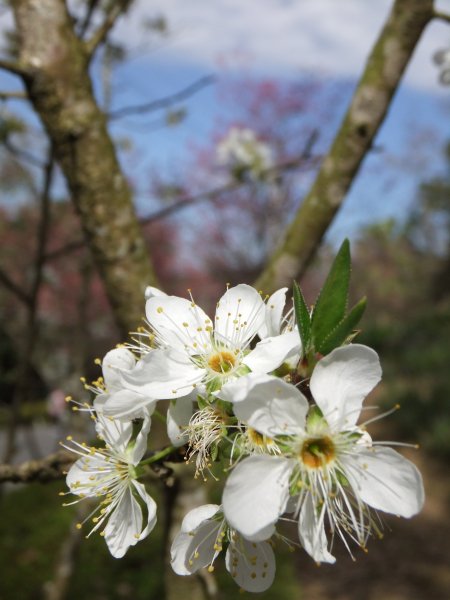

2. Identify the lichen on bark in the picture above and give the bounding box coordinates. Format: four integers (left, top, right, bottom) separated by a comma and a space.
255, 0, 434, 294
12, 0, 158, 336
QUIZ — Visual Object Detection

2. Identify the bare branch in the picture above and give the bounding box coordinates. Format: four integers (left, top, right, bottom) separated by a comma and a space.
0, 90, 27, 100
77, 0, 100, 39
0, 445, 185, 484
0, 58, 28, 76
2, 149, 54, 462
3, 138, 46, 169
434, 10, 450, 24
0, 450, 74, 483
85, 0, 132, 56
255, 0, 434, 293
44, 144, 320, 262
0, 267, 32, 305
108, 75, 215, 120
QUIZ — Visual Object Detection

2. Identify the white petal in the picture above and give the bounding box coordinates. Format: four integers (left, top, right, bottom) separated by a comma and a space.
102, 348, 136, 392
342, 447, 425, 518
130, 413, 152, 465
223, 456, 293, 540
171, 531, 194, 575
66, 456, 109, 495
310, 344, 382, 430
243, 330, 301, 374
101, 388, 157, 420
120, 348, 203, 401
180, 504, 221, 533
146, 295, 212, 352
219, 374, 307, 437
145, 285, 167, 299
104, 487, 143, 558
167, 393, 195, 447
298, 494, 336, 564
214, 284, 265, 348
258, 287, 288, 339
132, 481, 157, 540
226, 536, 276, 593
180, 520, 221, 573
94, 401, 133, 452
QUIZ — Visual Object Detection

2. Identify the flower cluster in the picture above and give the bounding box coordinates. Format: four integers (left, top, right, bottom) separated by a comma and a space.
216, 126, 275, 181
63, 245, 424, 593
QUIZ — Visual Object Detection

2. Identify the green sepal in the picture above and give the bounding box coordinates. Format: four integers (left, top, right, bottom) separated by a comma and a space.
317, 296, 367, 355
293, 281, 311, 353
311, 239, 351, 350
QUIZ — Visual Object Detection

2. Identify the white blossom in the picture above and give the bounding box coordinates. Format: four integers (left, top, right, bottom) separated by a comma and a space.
104, 284, 298, 417
171, 504, 276, 593
221, 345, 425, 562
63, 407, 156, 558
216, 126, 274, 180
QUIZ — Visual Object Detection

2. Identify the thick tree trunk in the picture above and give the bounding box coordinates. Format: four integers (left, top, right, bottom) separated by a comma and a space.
255, 0, 434, 293
12, 0, 157, 335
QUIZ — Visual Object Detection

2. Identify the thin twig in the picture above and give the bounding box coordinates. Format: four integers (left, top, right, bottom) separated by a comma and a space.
85, 0, 131, 56
0, 58, 27, 76
77, 0, 100, 39
0, 267, 32, 306
3, 138, 46, 169
108, 75, 215, 120
434, 10, 450, 23
2, 148, 54, 462
0, 90, 27, 100
44, 144, 320, 262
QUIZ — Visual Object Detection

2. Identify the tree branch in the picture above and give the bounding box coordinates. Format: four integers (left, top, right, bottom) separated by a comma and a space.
0, 267, 32, 305
0, 58, 28, 76
255, 0, 434, 293
108, 75, 215, 120
12, 0, 158, 336
0, 90, 27, 100
0, 446, 185, 484
434, 10, 450, 24
2, 148, 54, 463
0, 451, 74, 483
84, 0, 132, 56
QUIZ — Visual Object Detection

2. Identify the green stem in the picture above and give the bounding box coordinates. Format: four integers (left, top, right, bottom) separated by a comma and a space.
140, 445, 177, 466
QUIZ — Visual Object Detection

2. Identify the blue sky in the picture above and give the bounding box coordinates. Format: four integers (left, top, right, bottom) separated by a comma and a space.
1, 0, 450, 244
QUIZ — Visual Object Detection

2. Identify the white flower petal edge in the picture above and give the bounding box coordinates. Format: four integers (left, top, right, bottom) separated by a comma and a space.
171, 504, 275, 592
243, 330, 301, 375
342, 447, 425, 518
310, 344, 382, 430
258, 287, 288, 339
298, 494, 336, 564
102, 347, 137, 393
225, 536, 276, 593
219, 373, 308, 437
214, 284, 265, 347
104, 481, 157, 558
222, 455, 293, 541
167, 392, 196, 447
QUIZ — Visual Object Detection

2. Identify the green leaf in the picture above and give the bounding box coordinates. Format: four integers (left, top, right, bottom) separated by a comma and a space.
293, 281, 311, 351
311, 239, 351, 349
317, 296, 367, 355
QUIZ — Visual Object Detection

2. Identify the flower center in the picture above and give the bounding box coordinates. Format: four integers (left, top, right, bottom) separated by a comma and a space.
301, 436, 335, 468
208, 350, 236, 373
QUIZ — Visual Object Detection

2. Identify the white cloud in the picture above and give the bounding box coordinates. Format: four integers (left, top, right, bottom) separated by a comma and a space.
114, 0, 450, 91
